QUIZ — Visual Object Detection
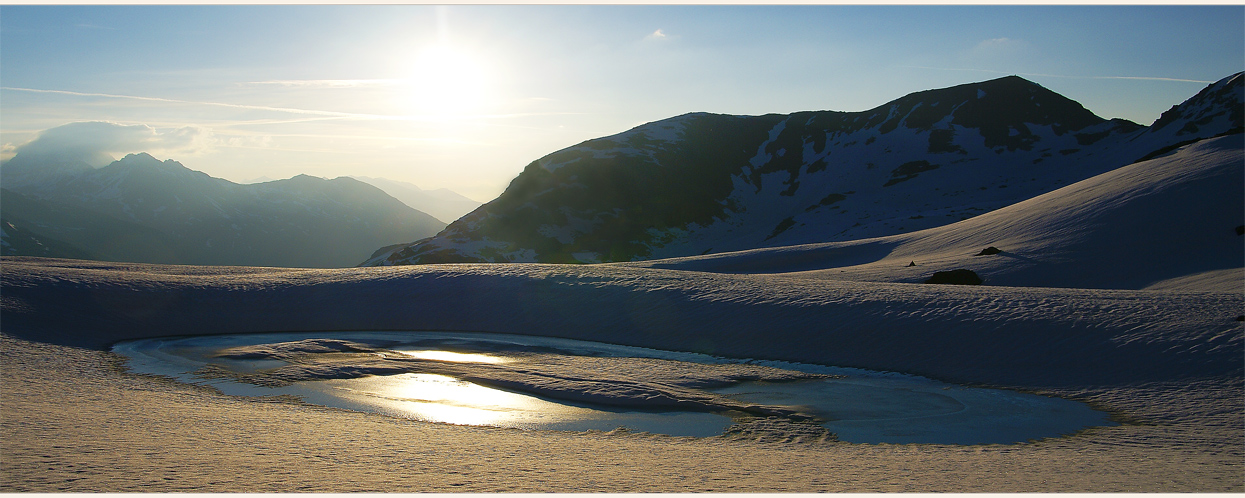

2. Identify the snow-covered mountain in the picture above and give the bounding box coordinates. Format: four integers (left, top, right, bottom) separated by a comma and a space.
365, 73, 1242, 267
0, 153, 446, 267
350, 176, 483, 224
623, 133, 1243, 292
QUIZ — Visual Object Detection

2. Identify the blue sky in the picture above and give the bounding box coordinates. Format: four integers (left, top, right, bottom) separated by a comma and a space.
2, 5, 1241, 200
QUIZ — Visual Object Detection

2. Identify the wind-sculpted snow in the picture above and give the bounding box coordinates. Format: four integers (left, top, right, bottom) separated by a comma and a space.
367, 73, 1242, 266
200, 338, 830, 419
3, 256, 1240, 388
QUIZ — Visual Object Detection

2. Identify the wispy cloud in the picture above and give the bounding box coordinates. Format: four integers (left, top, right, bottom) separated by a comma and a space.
0, 86, 396, 120
8, 121, 214, 166
644, 29, 672, 42
244, 79, 401, 88
1, 87, 588, 124
966, 37, 1032, 64
225, 133, 486, 146
210, 117, 361, 128
973, 37, 1024, 51
899, 66, 1214, 84
213, 134, 486, 154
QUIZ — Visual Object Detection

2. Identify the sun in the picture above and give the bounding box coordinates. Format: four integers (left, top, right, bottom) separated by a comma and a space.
402, 43, 493, 119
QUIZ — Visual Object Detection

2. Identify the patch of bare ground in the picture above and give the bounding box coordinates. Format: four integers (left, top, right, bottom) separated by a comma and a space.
3, 334, 1240, 492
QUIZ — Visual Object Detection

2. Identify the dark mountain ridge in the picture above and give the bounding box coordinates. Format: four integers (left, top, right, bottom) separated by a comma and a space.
368, 73, 1241, 266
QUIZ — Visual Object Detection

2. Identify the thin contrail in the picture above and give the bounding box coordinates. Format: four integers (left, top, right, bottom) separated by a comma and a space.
1, 86, 395, 120
1089, 75, 1216, 84
244, 79, 401, 87
221, 131, 487, 145
212, 117, 361, 127
1, 86, 588, 123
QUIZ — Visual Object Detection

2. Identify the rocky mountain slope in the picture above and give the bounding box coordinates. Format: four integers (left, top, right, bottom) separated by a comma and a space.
1, 153, 446, 267
0, 215, 93, 260
365, 73, 1243, 266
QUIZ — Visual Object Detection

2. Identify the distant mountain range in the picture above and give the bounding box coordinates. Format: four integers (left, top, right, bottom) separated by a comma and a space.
350, 176, 483, 224
364, 73, 1243, 266
243, 175, 481, 224
1, 153, 446, 268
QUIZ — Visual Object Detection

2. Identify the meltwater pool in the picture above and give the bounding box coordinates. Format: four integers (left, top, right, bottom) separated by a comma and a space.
114, 331, 1115, 444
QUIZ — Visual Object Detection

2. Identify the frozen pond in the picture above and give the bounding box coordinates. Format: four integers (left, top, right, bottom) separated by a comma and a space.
113, 331, 1115, 444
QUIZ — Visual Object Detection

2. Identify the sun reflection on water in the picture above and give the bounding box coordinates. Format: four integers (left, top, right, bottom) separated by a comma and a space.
394, 350, 505, 364
117, 332, 1118, 441
321, 373, 596, 428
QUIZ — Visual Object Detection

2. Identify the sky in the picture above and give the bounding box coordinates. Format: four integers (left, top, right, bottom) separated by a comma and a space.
2, 5, 1242, 202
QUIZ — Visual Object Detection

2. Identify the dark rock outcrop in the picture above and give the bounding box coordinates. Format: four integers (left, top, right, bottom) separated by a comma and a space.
924, 269, 983, 285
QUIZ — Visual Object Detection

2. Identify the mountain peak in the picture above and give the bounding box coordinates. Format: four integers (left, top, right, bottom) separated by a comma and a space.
860, 75, 1104, 151
981, 74, 1036, 85
115, 152, 179, 167
119, 152, 159, 162
106, 153, 195, 176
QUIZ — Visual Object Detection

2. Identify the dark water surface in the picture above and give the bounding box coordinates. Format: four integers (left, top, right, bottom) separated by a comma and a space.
114, 331, 1114, 444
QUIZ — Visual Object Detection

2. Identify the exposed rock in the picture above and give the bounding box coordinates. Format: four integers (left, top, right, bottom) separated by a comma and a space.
882, 160, 940, 187
976, 246, 1002, 256
765, 216, 797, 241
924, 269, 983, 285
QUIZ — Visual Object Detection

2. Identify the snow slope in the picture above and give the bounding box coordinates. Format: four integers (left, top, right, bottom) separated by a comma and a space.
2, 256, 1240, 390
623, 133, 1244, 293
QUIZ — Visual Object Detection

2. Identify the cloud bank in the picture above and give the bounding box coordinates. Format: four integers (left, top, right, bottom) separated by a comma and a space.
6, 121, 214, 167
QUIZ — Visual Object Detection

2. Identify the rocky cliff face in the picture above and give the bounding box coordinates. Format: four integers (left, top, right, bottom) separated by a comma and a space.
366, 73, 1243, 266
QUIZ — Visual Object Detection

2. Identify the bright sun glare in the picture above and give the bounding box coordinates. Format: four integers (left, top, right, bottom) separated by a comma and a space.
403, 43, 492, 119
396, 349, 505, 364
